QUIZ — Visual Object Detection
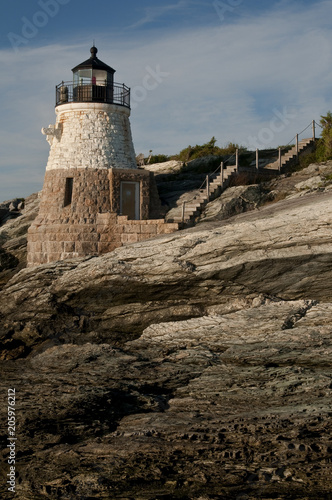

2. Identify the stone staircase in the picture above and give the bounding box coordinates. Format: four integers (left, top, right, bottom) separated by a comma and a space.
165, 136, 317, 227
265, 138, 316, 170
166, 165, 237, 225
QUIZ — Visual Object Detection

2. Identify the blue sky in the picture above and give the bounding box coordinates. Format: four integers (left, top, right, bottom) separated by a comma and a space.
0, 0, 332, 201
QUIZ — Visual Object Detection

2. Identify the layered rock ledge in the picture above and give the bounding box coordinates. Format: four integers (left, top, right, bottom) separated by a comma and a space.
0, 176, 332, 499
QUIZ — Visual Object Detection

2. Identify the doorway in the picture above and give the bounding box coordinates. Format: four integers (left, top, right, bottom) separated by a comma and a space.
120, 181, 140, 220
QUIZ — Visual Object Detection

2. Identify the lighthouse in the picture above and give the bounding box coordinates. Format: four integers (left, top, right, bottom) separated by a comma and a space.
27, 47, 177, 266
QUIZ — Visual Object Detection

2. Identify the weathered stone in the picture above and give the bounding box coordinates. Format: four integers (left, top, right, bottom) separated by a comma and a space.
27, 167, 177, 266
0, 299, 331, 498
9, 202, 18, 211
143, 159, 183, 175
45, 103, 137, 171
295, 176, 324, 191
1, 164, 332, 498
0, 193, 40, 287
2, 188, 332, 346
199, 184, 267, 221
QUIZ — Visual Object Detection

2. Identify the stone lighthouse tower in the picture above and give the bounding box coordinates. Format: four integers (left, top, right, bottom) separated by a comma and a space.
27, 47, 177, 266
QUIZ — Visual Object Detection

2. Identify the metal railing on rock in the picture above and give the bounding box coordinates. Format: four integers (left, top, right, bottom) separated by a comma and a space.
176, 120, 320, 225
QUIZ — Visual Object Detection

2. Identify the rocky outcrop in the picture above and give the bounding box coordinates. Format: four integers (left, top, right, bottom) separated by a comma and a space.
2, 190, 332, 350
143, 159, 183, 175
264, 160, 332, 200
0, 198, 26, 226
1, 166, 332, 498
199, 160, 332, 223
0, 193, 40, 288
1, 298, 331, 499
198, 184, 273, 222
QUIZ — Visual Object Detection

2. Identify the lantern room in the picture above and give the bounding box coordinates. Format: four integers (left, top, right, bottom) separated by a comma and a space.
55, 46, 130, 107
72, 46, 115, 87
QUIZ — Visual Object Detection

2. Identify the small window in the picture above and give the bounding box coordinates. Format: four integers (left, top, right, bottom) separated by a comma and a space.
64, 178, 73, 207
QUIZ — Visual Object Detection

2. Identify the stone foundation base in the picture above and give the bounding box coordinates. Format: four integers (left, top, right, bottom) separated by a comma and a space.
30, 95, 173, 266
27, 214, 178, 266
27, 166, 175, 266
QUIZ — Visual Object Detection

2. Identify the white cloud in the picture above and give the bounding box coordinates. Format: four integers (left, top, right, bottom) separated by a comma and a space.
127, 0, 194, 29
125, 1, 332, 153
1, 1, 332, 201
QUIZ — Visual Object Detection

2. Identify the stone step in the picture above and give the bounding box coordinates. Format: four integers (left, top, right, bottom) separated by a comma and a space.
167, 137, 316, 226
184, 205, 205, 209
166, 163, 251, 224
265, 138, 315, 170
185, 200, 205, 206
167, 217, 188, 223
177, 166, 239, 223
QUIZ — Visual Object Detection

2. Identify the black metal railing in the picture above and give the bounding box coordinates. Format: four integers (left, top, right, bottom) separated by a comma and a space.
55, 81, 130, 108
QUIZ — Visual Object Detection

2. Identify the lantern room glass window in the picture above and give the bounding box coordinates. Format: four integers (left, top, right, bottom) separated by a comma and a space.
73, 69, 92, 86
73, 69, 110, 86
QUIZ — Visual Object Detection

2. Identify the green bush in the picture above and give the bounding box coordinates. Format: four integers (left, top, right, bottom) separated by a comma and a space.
173, 137, 247, 162
148, 154, 170, 164
174, 137, 219, 162
299, 151, 319, 169
316, 112, 332, 161
220, 142, 245, 155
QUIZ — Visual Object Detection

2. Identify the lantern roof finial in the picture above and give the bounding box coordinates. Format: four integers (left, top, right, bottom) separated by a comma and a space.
90, 46, 98, 59
71, 46, 115, 74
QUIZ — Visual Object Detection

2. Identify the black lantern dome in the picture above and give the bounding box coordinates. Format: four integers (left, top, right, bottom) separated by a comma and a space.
56, 47, 130, 108
71, 46, 116, 87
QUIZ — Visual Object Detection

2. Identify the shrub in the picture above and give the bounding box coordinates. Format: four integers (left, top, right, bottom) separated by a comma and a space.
299, 151, 318, 169
175, 137, 219, 162
174, 137, 247, 163
316, 112, 332, 161
149, 154, 170, 164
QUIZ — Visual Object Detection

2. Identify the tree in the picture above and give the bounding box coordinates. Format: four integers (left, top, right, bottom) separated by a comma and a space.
317, 111, 332, 161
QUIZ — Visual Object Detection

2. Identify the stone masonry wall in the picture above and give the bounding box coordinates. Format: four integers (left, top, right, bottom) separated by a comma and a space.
37, 169, 111, 222
27, 214, 178, 266
27, 223, 99, 266
27, 168, 177, 266
97, 214, 178, 255
36, 168, 162, 223
43, 103, 137, 171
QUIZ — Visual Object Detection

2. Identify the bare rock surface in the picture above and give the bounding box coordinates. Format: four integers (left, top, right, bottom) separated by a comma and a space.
1, 189, 332, 353
143, 160, 183, 175
1, 168, 332, 498
198, 185, 271, 222
0, 193, 40, 287
1, 299, 331, 499
199, 160, 332, 223
267, 160, 332, 198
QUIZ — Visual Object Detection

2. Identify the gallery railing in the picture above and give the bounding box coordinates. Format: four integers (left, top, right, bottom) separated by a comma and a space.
55, 81, 131, 108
